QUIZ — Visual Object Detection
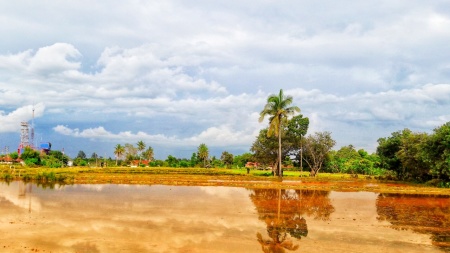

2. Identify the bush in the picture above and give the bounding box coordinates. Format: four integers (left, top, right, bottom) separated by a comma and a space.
425, 179, 450, 188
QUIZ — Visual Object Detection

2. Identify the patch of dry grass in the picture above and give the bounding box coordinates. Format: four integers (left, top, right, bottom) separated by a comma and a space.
1, 166, 450, 195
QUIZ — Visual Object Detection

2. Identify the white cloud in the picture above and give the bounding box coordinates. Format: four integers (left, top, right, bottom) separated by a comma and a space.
53, 123, 258, 148
1, 1, 450, 156
0, 103, 45, 133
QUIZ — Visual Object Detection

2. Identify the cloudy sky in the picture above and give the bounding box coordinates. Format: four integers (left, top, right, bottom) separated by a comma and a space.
1, 1, 450, 159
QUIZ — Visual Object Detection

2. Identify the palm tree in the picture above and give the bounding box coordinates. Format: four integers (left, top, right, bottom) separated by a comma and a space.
143, 146, 154, 162
259, 89, 300, 178
137, 140, 146, 166
197, 143, 209, 168
114, 144, 125, 166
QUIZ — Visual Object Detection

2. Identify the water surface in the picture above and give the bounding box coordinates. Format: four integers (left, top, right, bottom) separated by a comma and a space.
0, 181, 448, 252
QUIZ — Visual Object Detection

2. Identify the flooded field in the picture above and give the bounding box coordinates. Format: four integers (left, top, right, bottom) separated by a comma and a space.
0, 181, 449, 252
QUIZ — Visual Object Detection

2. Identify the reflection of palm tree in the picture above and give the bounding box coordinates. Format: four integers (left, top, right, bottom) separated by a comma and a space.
255, 189, 302, 252
257, 230, 299, 253
256, 189, 299, 252
251, 188, 335, 252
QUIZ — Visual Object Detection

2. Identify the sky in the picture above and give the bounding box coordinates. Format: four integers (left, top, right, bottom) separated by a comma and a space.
1, 1, 450, 159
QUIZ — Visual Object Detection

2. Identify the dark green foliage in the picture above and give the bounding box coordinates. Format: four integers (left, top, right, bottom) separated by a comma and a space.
77, 150, 87, 159
233, 152, 254, 168
326, 145, 379, 175
9, 152, 19, 160
166, 155, 179, 167
376, 123, 450, 184
220, 151, 233, 168
423, 122, 450, 180
20, 147, 41, 166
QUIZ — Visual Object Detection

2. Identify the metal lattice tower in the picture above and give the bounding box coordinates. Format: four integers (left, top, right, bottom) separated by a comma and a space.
20, 122, 30, 148
31, 106, 35, 148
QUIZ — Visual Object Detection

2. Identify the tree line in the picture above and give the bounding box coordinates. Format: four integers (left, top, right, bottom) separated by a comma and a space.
1, 89, 448, 186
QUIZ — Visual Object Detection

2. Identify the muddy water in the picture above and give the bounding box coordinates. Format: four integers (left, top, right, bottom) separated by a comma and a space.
0, 182, 448, 253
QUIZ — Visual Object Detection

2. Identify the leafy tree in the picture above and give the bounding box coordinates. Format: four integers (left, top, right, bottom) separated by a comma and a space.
190, 152, 198, 167
76, 150, 86, 159
377, 128, 431, 181
233, 152, 254, 168
259, 89, 300, 178
220, 151, 234, 168
166, 155, 178, 167
397, 131, 429, 181
20, 147, 41, 166
303, 132, 336, 177
211, 156, 223, 168
377, 130, 404, 176
49, 150, 69, 165
423, 122, 450, 181
197, 143, 209, 168
41, 150, 69, 168
178, 159, 190, 168
9, 152, 19, 160
114, 144, 125, 166
287, 114, 309, 170
251, 127, 296, 174
124, 143, 138, 163
142, 146, 154, 162
328, 145, 361, 174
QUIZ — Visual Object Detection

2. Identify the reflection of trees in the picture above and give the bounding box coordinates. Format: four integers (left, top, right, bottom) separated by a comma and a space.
250, 189, 335, 252
376, 193, 450, 250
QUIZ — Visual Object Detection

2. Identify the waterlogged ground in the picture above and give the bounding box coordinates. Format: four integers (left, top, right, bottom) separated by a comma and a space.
0, 181, 449, 253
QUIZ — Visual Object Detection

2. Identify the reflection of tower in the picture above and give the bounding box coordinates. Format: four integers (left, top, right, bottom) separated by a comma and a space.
18, 181, 33, 213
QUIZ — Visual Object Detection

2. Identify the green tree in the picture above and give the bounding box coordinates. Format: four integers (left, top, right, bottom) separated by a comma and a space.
397, 131, 429, 181
9, 152, 19, 160
20, 147, 41, 166
114, 144, 125, 166
332, 145, 361, 174
303, 132, 336, 177
259, 89, 300, 178
142, 146, 154, 162
423, 122, 450, 181
124, 143, 138, 163
377, 129, 430, 181
41, 150, 69, 168
90, 152, 99, 167
287, 114, 309, 171
166, 155, 178, 167
197, 143, 209, 168
190, 152, 198, 167
251, 127, 295, 174
76, 150, 86, 159
233, 152, 254, 168
376, 130, 404, 177
220, 151, 234, 168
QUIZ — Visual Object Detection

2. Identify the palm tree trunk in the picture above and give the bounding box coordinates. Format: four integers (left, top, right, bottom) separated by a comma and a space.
278, 121, 282, 178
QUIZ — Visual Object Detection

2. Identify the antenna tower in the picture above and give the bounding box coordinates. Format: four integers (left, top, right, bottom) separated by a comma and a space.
20, 122, 30, 148
31, 105, 35, 148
